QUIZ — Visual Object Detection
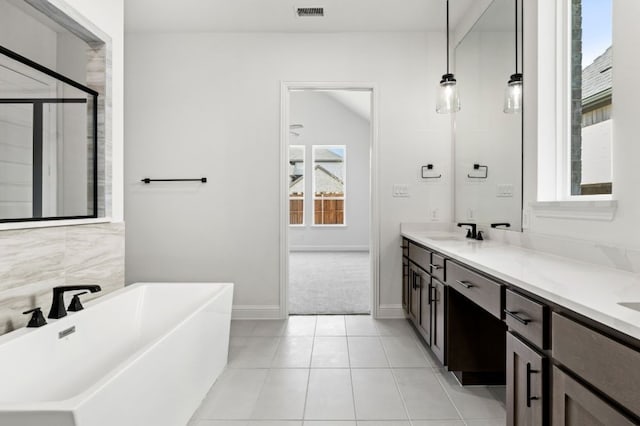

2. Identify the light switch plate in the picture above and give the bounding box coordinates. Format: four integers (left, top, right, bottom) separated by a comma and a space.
497, 184, 514, 198
393, 184, 410, 198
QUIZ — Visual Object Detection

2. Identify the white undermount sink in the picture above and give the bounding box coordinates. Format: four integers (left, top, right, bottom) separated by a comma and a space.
618, 302, 640, 312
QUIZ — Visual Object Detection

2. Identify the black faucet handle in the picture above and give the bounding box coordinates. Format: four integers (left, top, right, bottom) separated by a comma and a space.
23, 307, 47, 328
476, 231, 484, 241
67, 292, 89, 312
465, 228, 473, 238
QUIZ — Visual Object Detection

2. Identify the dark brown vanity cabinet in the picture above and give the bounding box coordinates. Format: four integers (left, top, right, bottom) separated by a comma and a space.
402, 256, 409, 311
552, 367, 635, 426
417, 266, 432, 343
506, 332, 546, 426
404, 241, 446, 360
430, 278, 446, 363
505, 289, 549, 426
552, 313, 640, 424
408, 263, 421, 323
401, 235, 640, 425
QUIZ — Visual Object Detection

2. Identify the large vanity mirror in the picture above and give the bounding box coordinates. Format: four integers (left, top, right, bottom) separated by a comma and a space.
454, 0, 523, 231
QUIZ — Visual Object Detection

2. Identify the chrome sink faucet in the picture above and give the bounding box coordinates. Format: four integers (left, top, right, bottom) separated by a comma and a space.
48, 285, 101, 319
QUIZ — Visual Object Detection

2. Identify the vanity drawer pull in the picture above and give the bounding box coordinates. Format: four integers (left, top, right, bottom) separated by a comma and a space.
526, 362, 540, 408
504, 309, 530, 325
455, 280, 473, 289
429, 263, 443, 270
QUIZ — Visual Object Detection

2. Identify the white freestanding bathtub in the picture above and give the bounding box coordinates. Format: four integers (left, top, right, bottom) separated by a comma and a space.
0, 282, 233, 426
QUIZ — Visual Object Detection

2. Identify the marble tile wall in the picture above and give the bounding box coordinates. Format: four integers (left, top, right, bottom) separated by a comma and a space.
489, 227, 640, 273
0, 222, 124, 336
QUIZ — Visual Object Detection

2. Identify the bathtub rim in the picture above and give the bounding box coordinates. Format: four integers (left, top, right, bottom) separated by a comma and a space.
0, 281, 233, 412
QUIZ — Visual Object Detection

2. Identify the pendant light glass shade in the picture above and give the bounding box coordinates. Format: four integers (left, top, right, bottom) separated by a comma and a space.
436, 0, 460, 114
437, 74, 461, 113
503, 73, 523, 113
504, 0, 522, 114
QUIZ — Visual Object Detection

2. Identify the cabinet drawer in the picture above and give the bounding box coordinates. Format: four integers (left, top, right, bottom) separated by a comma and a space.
431, 253, 445, 282
409, 242, 431, 270
446, 260, 502, 318
401, 238, 409, 257
552, 313, 640, 417
505, 289, 547, 349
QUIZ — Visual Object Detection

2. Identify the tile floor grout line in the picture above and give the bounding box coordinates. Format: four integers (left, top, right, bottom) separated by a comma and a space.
433, 367, 467, 423
378, 328, 413, 423
300, 318, 317, 422
344, 316, 359, 422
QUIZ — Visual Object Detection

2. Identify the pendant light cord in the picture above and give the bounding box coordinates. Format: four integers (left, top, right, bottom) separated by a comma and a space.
514, 0, 518, 74
446, 0, 450, 74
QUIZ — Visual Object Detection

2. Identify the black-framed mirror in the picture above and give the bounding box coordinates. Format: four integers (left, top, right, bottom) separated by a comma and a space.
0, 45, 98, 223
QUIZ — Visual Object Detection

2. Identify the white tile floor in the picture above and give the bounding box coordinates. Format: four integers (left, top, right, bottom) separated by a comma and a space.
189, 316, 506, 426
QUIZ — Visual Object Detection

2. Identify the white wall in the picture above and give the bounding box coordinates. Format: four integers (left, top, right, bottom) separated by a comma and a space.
125, 32, 452, 313
581, 120, 612, 185
289, 90, 370, 250
524, 0, 640, 249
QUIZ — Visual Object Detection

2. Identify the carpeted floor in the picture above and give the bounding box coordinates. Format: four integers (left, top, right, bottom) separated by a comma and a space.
289, 251, 370, 315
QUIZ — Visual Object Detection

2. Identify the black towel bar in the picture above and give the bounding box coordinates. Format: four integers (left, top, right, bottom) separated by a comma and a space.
141, 178, 207, 184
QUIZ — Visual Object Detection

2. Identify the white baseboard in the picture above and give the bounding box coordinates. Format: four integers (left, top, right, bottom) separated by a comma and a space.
376, 304, 406, 319
232, 304, 405, 320
290, 245, 369, 252
232, 305, 282, 320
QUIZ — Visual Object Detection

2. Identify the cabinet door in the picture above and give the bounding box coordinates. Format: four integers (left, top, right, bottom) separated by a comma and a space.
402, 257, 409, 312
507, 332, 545, 426
409, 264, 420, 323
552, 366, 635, 426
431, 279, 446, 364
418, 269, 432, 345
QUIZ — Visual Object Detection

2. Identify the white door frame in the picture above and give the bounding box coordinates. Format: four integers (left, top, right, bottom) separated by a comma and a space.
279, 81, 380, 318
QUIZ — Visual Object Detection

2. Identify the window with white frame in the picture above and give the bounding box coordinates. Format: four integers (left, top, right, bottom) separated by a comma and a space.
567, 0, 613, 196
312, 145, 346, 225
289, 145, 305, 225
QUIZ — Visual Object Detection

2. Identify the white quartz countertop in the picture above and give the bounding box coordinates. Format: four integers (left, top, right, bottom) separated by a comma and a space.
401, 230, 640, 341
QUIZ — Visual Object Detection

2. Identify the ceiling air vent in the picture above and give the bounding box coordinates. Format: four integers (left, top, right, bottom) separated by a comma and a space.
296, 7, 324, 17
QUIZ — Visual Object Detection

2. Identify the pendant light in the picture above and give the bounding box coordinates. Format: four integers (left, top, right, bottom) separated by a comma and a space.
436, 0, 460, 114
504, 0, 523, 113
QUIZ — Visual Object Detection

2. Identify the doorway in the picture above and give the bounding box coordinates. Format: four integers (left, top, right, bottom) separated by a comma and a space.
280, 84, 378, 316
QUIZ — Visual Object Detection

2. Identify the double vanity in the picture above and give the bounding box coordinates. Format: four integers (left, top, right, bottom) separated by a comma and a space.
401, 228, 640, 426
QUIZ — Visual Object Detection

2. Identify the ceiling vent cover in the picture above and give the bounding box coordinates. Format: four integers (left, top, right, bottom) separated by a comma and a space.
296, 7, 324, 17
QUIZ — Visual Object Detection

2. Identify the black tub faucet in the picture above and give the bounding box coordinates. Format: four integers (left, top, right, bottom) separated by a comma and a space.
457, 223, 477, 239
48, 285, 101, 319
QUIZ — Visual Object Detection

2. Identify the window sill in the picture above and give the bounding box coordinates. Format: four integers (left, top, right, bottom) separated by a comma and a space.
0, 217, 114, 231
530, 200, 617, 221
